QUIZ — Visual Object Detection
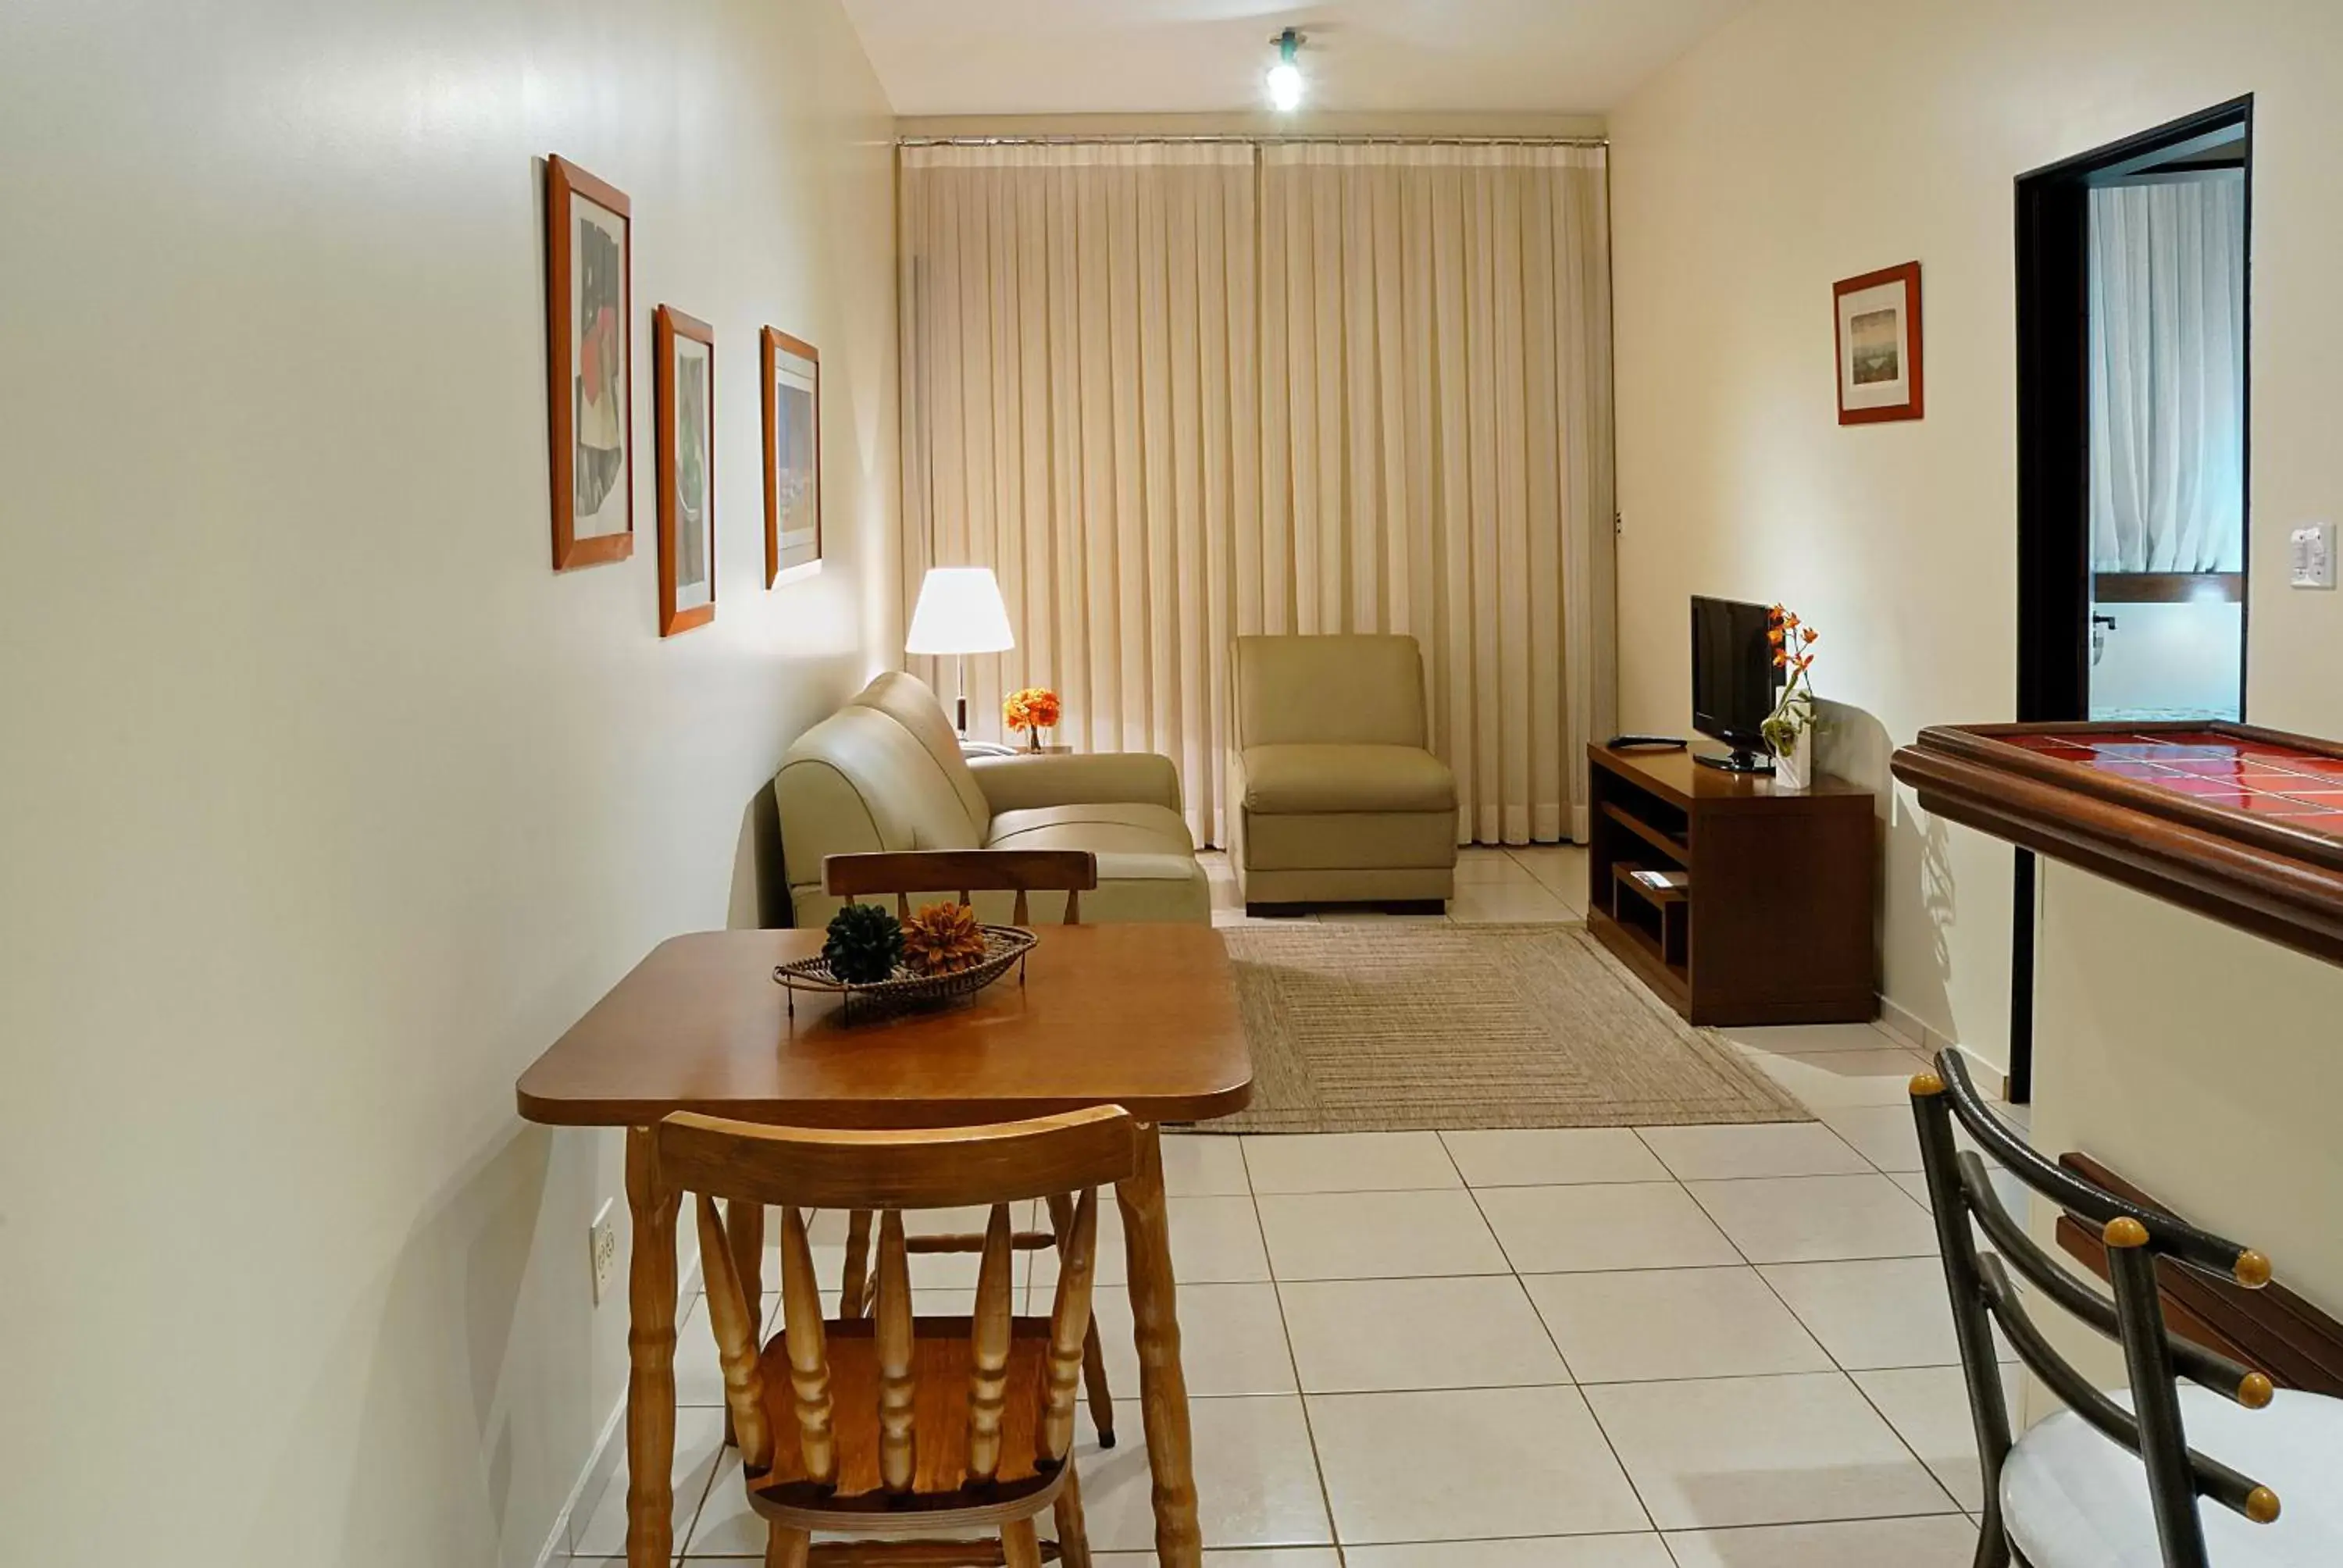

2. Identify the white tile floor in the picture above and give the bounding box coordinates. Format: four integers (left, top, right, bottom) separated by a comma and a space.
570, 1011, 2024, 1565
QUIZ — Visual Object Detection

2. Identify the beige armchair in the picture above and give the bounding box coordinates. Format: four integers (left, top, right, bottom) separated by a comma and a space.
1227, 634, 1459, 913
776, 672, 1211, 927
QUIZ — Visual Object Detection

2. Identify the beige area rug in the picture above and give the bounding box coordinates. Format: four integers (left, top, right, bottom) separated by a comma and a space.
1204, 923, 1812, 1134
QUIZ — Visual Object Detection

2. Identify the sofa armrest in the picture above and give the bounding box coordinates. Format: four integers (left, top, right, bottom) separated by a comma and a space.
968, 751, 1185, 815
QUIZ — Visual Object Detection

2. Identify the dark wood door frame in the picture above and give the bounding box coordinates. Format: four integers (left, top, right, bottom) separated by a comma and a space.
2007, 95, 2255, 1103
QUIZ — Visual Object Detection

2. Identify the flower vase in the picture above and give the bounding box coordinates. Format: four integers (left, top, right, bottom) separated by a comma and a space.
1024, 728, 1042, 753
1773, 722, 1814, 792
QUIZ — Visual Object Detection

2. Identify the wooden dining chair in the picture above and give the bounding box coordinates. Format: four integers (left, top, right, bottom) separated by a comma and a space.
823, 848, 1100, 927
818, 847, 1121, 1447
657, 1106, 1138, 1568
1910, 1051, 2343, 1567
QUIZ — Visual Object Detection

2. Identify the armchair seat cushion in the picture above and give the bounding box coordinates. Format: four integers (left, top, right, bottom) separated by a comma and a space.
1240, 743, 1457, 815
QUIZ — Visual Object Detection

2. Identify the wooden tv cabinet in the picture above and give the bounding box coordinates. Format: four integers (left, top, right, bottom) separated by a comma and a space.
1586, 744, 1879, 1027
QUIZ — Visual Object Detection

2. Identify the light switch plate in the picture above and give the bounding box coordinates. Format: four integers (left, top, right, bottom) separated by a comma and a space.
2292, 522, 2336, 590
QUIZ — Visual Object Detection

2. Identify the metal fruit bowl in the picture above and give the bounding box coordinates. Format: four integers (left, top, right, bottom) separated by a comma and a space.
773, 925, 1038, 1017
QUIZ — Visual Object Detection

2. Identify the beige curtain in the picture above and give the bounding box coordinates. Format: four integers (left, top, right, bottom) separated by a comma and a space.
899, 139, 1613, 847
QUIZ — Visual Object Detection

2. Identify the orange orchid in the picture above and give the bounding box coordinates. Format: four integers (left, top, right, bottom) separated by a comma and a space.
1760, 602, 1824, 773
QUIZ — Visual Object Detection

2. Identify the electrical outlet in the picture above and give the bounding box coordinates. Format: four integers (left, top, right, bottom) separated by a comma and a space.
590, 1202, 619, 1306
2291, 522, 2336, 590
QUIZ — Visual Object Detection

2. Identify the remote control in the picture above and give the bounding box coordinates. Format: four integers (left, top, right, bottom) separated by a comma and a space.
1607, 733, 1688, 750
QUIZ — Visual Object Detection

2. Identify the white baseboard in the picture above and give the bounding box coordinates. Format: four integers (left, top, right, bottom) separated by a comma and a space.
532, 1253, 706, 1568
1874, 996, 2013, 1098
1874, 994, 1935, 1052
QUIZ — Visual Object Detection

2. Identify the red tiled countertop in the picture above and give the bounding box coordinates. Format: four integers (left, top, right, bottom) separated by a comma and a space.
1890, 721, 2343, 966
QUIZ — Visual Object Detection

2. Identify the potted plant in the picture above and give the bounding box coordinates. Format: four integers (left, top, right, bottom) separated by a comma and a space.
1003, 686, 1062, 752
1760, 604, 1821, 790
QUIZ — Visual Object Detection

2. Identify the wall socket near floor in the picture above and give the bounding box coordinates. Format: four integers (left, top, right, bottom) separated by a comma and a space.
2291, 522, 2336, 589
590, 1202, 619, 1306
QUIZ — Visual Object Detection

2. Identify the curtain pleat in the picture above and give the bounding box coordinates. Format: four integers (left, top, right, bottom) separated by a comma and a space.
899, 140, 1614, 848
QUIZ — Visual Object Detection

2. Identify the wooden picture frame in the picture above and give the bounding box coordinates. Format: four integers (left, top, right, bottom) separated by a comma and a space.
761, 327, 822, 585
654, 306, 716, 636
1835, 261, 1924, 425
544, 156, 634, 568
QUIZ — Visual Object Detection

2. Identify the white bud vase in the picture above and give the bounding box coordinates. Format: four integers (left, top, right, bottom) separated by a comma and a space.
1773, 723, 1814, 792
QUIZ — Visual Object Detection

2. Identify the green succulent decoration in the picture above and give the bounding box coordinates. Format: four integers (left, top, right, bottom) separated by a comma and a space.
822, 903, 905, 985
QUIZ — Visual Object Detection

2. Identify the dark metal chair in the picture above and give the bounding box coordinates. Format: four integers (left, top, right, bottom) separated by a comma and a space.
1910, 1050, 2342, 1567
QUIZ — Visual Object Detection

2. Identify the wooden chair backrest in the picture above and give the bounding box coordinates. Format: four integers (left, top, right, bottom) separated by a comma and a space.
655, 1107, 1138, 1492
822, 848, 1100, 925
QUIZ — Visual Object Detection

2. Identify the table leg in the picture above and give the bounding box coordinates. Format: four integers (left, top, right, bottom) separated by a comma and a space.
722, 1198, 765, 1447
1117, 1123, 1201, 1567
625, 1127, 683, 1568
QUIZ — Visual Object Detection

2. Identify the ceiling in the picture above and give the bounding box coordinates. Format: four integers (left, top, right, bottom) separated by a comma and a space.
839, 0, 1753, 119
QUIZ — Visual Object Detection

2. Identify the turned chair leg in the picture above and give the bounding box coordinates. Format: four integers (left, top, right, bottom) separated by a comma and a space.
1000, 1518, 1045, 1568
1052, 1463, 1093, 1568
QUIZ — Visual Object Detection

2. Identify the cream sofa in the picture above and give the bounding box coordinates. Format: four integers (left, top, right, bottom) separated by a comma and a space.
776, 672, 1211, 927
1227, 634, 1459, 912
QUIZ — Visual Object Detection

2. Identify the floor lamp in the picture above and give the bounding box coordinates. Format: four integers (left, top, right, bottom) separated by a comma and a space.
904, 566, 1015, 741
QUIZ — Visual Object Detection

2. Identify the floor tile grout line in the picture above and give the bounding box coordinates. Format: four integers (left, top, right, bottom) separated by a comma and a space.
1454, 1158, 1671, 1541
1731, 1209, 1970, 1520
1249, 1147, 1346, 1556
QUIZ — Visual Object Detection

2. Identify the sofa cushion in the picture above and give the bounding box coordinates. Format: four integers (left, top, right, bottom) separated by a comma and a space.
987, 802, 1197, 867
849, 671, 994, 832
1240, 743, 1457, 815
775, 705, 985, 893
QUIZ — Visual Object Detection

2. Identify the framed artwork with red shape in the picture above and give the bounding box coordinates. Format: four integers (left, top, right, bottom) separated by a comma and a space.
544, 156, 634, 568
654, 306, 715, 637
1835, 261, 1924, 425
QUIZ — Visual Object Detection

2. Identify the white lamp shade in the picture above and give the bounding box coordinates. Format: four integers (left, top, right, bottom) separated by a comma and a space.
904, 567, 1015, 655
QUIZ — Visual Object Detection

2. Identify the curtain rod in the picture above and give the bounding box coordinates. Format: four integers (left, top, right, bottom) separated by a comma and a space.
897, 133, 1608, 148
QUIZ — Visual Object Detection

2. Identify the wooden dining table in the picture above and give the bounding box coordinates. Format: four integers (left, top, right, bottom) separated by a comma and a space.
515, 922, 1254, 1568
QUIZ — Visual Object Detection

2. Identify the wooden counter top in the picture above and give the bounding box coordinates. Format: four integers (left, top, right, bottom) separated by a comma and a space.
1890, 721, 2343, 966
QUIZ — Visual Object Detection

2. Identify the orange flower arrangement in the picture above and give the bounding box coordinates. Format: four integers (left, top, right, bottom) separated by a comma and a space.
1761, 604, 1822, 764
1003, 686, 1062, 750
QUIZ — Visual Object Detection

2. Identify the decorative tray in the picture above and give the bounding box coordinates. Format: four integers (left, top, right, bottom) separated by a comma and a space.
773, 924, 1038, 1017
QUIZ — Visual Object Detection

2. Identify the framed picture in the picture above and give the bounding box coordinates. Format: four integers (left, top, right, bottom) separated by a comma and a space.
1835, 261, 1924, 425
654, 306, 716, 636
761, 328, 822, 584
544, 156, 634, 568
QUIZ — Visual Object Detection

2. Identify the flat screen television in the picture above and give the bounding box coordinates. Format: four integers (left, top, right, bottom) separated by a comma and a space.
1690, 596, 1784, 773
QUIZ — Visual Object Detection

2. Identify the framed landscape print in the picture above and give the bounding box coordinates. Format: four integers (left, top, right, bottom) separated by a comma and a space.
1834, 261, 1924, 425
761, 327, 822, 584
544, 156, 633, 568
654, 306, 716, 636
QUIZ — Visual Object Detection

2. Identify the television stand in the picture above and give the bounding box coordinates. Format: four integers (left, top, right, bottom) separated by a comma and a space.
1694, 747, 1775, 775
1587, 743, 1878, 1026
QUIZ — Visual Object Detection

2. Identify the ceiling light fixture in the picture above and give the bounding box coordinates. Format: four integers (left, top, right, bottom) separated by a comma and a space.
1266, 27, 1307, 113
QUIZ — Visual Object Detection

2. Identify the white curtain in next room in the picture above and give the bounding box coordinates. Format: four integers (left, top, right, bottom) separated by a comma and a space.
2088, 172, 2247, 574
897, 139, 1614, 847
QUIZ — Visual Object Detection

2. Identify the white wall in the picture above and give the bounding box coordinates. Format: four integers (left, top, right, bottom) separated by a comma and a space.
1610, 0, 2343, 1065
0, 1, 896, 1561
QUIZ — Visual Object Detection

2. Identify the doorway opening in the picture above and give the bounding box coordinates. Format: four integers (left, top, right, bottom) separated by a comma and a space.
2009, 96, 2253, 1099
